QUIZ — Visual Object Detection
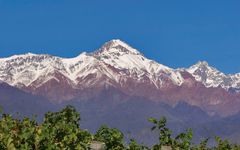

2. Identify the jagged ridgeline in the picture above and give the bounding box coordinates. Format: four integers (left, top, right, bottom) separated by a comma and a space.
1, 40, 240, 146
1, 40, 240, 116
0, 105, 239, 150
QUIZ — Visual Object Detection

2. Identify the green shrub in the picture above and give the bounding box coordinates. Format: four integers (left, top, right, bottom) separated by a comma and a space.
0, 105, 240, 150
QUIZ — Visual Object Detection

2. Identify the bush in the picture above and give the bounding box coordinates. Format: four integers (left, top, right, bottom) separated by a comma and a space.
0, 105, 240, 150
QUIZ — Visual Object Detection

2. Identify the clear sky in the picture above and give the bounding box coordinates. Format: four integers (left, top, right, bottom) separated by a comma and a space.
0, 0, 240, 73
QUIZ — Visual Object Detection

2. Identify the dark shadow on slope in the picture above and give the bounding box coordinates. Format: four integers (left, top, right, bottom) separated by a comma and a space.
0, 82, 57, 121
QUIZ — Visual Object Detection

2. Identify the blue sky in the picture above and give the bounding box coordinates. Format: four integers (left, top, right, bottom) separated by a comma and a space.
0, 0, 240, 73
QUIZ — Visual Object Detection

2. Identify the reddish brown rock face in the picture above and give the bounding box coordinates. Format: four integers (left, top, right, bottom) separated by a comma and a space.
1, 39, 240, 117
22, 71, 76, 103
16, 65, 240, 117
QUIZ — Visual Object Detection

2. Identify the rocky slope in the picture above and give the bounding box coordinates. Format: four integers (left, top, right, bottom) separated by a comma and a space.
1, 39, 240, 116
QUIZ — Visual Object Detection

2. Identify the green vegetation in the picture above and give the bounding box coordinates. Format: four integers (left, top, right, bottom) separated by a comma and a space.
0, 106, 239, 150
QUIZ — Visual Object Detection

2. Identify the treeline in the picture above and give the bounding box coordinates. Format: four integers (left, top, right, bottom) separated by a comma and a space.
0, 106, 239, 150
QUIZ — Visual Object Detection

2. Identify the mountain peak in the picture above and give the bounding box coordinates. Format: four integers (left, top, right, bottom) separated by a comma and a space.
187, 61, 214, 74
95, 39, 142, 56
107, 39, 128, 46
102, 39, 131, 48
196, 61, 209, 66
0, 53, 39, 61
186, 61, 231, 89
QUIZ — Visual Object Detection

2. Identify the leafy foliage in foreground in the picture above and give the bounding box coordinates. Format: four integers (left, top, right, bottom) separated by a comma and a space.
0, 106, 239, 150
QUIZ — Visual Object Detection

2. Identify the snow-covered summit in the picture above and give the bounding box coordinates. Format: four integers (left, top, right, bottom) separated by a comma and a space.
187, 61, 227, 88
93, 39, 171, 71
187, 61, 217, 75
1, 39, 240, 92
187, 61, 240, 90
93, 39, 184, 86
95, 39, 142, 56
0, 39, 185, 88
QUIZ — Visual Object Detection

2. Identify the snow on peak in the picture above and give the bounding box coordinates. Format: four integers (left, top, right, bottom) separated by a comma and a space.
92, 39, 170, 71
187, 61, 211, 74
95, 39, 142, 56
186, 61, 240, 89
91, 39, 184, 86
0, 52, 38, 61
0, 39, 186, 88
62, 52, 88, 64
8, 40, 240, 90
196, 61, 209, 66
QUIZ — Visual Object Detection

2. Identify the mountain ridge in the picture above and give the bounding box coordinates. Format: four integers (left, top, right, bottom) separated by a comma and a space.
1, 39, 240, 116
1, 39, 240, 92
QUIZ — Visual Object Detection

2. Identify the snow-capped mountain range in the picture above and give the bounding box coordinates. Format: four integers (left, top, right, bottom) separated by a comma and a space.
1, 39, 239, 91
1, 39, 240, 116
0, 40, 184, 88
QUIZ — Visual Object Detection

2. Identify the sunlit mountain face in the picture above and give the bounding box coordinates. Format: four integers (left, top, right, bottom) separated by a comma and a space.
1, 39, 240, 144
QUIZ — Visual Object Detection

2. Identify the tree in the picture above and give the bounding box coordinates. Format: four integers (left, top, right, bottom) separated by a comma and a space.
0, 105, 92, 150
149, 117, 193, 150
174, 129, 193, 150
127, 139, 149, 150
38, 105, 92, 149
191, 138, 209, 150
0, 114, 37, 149
1, 105, 240, 150
95, 125, 124, 150
149, 117, 173, 149
213, 136, 232, 150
